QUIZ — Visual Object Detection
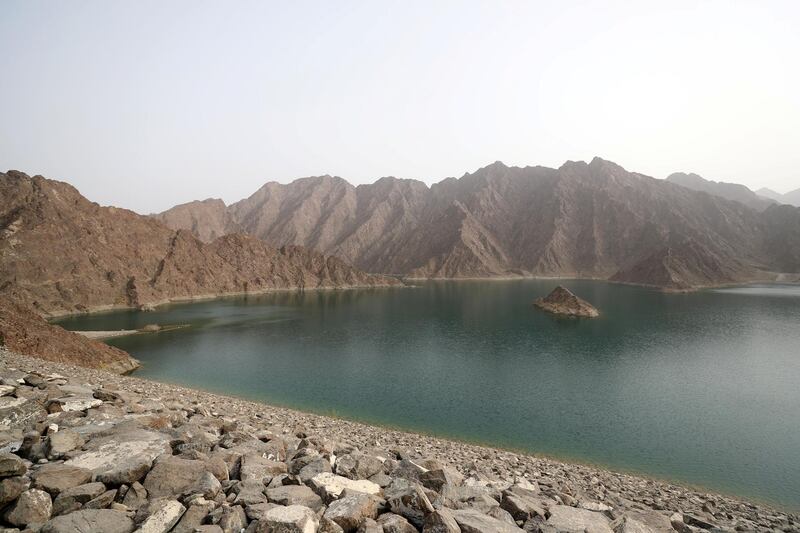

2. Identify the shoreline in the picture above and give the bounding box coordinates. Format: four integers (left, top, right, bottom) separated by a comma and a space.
2, 348, 798, 529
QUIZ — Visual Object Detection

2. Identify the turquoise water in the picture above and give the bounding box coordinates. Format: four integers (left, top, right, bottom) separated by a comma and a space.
56, 281, 800, 508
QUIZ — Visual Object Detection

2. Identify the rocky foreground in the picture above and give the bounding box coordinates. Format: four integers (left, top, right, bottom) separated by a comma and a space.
1, 350, 797, 533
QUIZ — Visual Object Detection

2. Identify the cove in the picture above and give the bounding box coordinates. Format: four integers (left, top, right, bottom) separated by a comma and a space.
56, 280, 800, 508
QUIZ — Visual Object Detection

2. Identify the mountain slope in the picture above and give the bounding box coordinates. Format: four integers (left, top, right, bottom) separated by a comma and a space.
0, 171, 399, 316
666, 172, 775, 211
757, 187, 800, 207
153, 198, 242, 242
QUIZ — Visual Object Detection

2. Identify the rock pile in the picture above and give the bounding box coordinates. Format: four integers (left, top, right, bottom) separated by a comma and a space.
1, 350, 797, 532
533, 287, 600, 318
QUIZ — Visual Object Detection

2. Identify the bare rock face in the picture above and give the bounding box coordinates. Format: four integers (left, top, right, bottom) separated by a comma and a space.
157, 158, 800, 290
666, 172, 776, 211
533, 286, 599, 318
152, 198, 242, 242
0, 171, 400, 319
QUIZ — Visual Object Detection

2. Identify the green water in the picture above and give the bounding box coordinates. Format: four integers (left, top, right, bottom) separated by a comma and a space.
56, 280, 800, 508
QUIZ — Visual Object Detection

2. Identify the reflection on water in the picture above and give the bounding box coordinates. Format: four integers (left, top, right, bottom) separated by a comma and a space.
57, 280, 800, 508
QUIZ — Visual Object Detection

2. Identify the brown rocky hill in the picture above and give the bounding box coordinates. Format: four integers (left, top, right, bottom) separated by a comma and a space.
0, 297, 139, 373
158, 158, 800, 290
152, 198, 242, 242
0, 171, 399, 317
666, 172, 775, 211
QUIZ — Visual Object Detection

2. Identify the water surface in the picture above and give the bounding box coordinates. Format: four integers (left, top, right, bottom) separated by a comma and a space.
57, 280, 800, 508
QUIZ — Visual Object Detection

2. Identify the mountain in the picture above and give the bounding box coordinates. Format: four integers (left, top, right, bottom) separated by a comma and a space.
153, 198, 242, 242
756, 187, 800, 207
665, 172, 776, 211
0, 170, 399, 316
157, 158, 800, 291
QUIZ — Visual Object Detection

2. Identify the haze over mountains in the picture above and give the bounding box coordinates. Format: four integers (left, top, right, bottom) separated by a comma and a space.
756, 187, 800, 207
157, 157, 800, 291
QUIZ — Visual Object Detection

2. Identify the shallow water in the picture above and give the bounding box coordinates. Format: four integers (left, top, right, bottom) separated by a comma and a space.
57, 280, 800, 508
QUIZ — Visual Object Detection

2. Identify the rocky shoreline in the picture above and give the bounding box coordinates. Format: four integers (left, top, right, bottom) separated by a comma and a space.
1, 349, 797, 533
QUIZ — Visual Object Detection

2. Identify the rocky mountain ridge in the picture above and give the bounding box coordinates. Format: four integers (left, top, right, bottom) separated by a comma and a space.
157, 158, 800, 291
0, 171, 399, 317
757, 186, 800, 207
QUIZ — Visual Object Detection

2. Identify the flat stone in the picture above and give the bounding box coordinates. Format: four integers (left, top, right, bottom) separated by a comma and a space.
137, 499, 186, 533
52, 482, 106, 515
377, 512, 417, 533
258, 504, 319, 533
546, 505, 613, 533
33, 463, 93, 495
0, 396, 47, 430
451, 509, 525, 532
0, 451, 27, 477
4, 487, 52, 527
65, 429, 171, 485
47, 429, 85, 458
323, 491, 380, 532
0, 384, 16, 396
423, 508, 461, 533
143, 456, 216, 499
240, 452, 288, 482
40, 508, 135, 533
309, 472, 382, 502
266, 484, 323, 511
51, 397, 103, 412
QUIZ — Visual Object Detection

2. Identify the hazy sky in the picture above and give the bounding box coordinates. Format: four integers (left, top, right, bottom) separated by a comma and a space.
1, 1, 799, 213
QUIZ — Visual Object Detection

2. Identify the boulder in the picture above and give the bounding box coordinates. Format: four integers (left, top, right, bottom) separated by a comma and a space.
52, 481, 106, 515
266, 484, 323, 511
323, 491, 380, 532
500, 490, 548, 521
219, 504, 248, 532
40, 508, 135, 533
4, 487, 52, 527
256, 504, 319, 533
0, 451, 27, 477
173, 499, 215, 533
0, 396, 47, 430
422, 508, 461, 533
419, 467, 463, 492
385, 480, 435, 528
121, 481, 148, 509
546, 505, 613, 533
33, 463, 93, 495
309, 472, 382, 502
65, 429, 171, 485
47, 429, 85, 458
0, 475, 28, 505
83, 488, 116, 509
142, 456, 216, 499
136, 499, 186, 533
378, 512, 418, 533
451, 509, 524, 532
356, 518, 383, 533
335, 452, 385, 480
240, 452, 288, 482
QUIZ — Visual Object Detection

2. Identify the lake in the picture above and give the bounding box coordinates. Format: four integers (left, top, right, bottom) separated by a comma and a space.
55, 280, 800, 508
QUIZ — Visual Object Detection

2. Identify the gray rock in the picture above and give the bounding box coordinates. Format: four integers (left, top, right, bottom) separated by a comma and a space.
0, 475, 28, 506
121, 481, 148, 510
240, 453, 288, 482
244, 501, 281, 522
257, 504, 319, 533
356, 518, 383, 533
377, 512, 417, 533
335, 453, 385, 481
83, 488, 116, 509
423, 508, 461, 533
546, 505, 613, 533
324, 491, 380, 532
266, 484, 323, 511
219, 504, 247, 533
65, 429, 171, 485
0, 396, 47, 430
4, 487, 52, 527
52, 482, 106, 515
298, 455, 333, 483
40, 508, 135, 533
309, 472, 382, 502
136, 499, 186, 533
142, 456, 215, 499
33, 463, 93, 495
385, 481, 435, 529
173, 499, 215, 533
47, 429, 85, 459
0, 451, 27, 477
611, 515, 658, 533
487, 505, 517, 525
235, 479, 268, 506
500, 490, 548, 521
419, 468, 464, 493
451, 509, 524, 533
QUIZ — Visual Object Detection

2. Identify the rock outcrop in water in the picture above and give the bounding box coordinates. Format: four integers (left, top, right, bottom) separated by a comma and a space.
1, 349, 796, 533
156, 158, 800, 290
533, 286, 599, 318
0, 171, 400, 317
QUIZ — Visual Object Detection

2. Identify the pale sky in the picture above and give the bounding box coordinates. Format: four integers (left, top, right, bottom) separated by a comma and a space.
1, 0, 799, 213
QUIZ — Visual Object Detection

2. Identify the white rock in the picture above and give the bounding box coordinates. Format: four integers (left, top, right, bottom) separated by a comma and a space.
135, 499, 186, 533
309, 472, 382, 500
260, 504, 319, 533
